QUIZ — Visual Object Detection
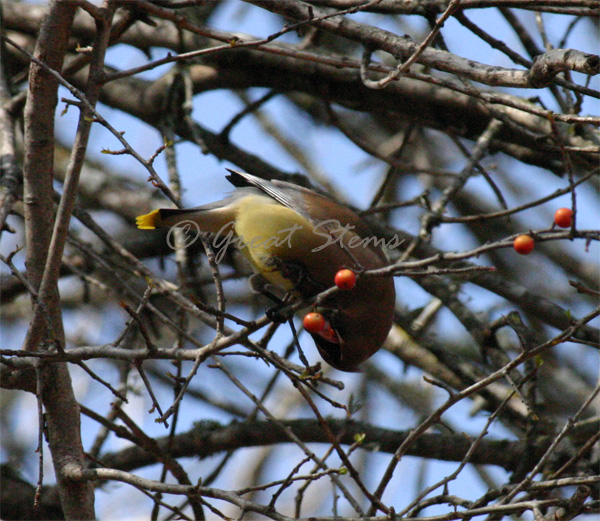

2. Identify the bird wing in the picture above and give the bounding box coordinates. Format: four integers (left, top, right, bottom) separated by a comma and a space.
225, 169, 305, 216
225, 169, 377, 243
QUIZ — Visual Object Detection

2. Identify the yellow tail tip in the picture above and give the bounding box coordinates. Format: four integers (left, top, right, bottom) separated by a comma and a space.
136, 209, 161, 229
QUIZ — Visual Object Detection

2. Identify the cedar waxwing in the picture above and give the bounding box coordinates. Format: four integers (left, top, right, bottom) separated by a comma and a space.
136, 170, 396, 371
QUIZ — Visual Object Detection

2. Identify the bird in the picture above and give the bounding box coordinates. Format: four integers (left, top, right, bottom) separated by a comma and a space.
136, 169, 396, 371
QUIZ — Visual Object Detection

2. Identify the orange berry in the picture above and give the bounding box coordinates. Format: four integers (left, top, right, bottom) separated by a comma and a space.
513, 234, 534, 255
303, 312, 326, 333
334, 269, 356, 290
554, 208, 573, 228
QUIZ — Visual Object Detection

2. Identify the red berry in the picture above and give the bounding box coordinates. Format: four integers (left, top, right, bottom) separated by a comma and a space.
554, 208, 573, 228
513, 235, 534, 255
303, 312, 326, 333
334, 269, 356, 290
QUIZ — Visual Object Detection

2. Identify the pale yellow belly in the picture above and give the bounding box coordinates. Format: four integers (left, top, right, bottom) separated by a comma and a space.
234, 195, 317, 291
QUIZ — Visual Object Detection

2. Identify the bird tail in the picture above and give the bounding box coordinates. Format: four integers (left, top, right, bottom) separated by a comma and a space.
136, 209, 162, 229
136, 201, 239, 232
136, 208, 209, 230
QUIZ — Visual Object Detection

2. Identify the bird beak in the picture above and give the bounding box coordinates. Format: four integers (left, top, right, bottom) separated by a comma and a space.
314, 318, 340, 344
